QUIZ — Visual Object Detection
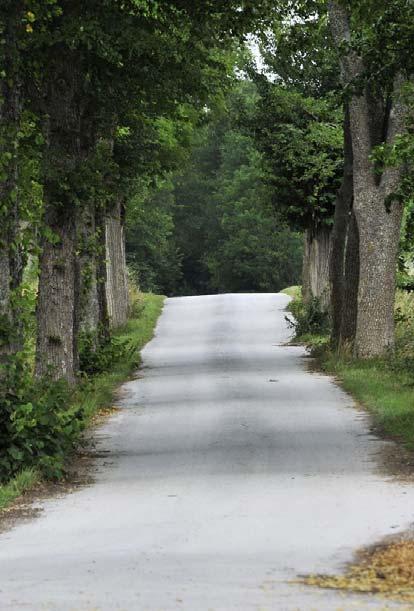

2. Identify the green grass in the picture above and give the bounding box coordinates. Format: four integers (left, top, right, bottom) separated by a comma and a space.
0, 293, 165, 513
0, 468, 39, 511
322, 356, 414, 447
280, 285, 302, 299
283, 286, 414, 448
72, 292, 165, 424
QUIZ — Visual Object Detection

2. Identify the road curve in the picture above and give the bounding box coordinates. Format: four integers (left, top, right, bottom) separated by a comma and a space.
0, 293, 413, 610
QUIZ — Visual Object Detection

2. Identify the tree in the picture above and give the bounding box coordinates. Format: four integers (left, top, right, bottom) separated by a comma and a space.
328, 0, 414, 357
28, 0, 276, 382
206, 116, 302, 293
0, 2, 24, 365
251, 78, 343, 309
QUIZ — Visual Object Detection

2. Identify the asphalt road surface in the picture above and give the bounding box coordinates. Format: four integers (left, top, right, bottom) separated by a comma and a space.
1, 293, 414, 610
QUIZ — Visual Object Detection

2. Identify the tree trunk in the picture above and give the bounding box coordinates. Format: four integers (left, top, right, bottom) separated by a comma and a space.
302, 225, 332, 311
349, 76, 406, 357
329, 2, 409, 358
105, 199, 129, 329
96, 205, 110, 341
0, 250, 12, 365
302, 231, 311, 305
330, 104, 354, 346
35, 206, 77, 383
353, 187, 403, 357
0, 3, 23, 363
78, 204, 100, 339
0, 1, 23, 364
340, 209, 359, 346
35, 50, 83, 383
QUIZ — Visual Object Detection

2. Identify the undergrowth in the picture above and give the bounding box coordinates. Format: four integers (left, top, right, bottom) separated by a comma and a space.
0, 292, 164, 496
0, 468, 39, 511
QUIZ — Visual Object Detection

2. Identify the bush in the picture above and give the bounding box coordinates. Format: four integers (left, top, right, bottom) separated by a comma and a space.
0, 293, 164, 486
0, 362, 81, 481
78, 330, 134, 376
286, 295, 330, 338
392, 290, 414, 373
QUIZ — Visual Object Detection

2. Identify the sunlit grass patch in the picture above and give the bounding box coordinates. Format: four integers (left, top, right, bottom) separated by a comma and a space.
323, 356, 414, 447
280, 285, 302, 299
0, 468, 39, 511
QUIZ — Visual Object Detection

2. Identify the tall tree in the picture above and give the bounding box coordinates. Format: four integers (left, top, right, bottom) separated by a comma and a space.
0, 1, 27, 368
251, 79, 343, 310
328, 0, 413, 357
30, 0, 275, 382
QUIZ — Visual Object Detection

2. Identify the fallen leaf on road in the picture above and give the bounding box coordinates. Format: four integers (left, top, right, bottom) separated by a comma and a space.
298, 539, 414, 602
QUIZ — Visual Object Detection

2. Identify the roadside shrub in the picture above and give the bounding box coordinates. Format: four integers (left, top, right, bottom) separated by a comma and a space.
0, 361, 81, 481
286, 295, 330, 338
392, 290, 414, 373
78, 330, 133, 376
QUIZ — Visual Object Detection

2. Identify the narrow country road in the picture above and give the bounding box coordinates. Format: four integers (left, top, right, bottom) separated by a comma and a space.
1, 293, 414, 610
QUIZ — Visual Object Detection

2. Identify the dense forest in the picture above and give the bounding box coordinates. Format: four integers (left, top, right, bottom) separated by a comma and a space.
126, 81, 304, 296
0, 1, 413, 481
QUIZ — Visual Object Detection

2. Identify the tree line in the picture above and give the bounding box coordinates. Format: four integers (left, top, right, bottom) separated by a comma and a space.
0, 1, 275, 391
255, 0, 414, 359
126, 80, 303, 296
126, 0, 414, 365
0, 0, 413, 416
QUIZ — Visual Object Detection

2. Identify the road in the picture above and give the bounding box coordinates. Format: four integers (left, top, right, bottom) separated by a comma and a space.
0, 293, 413, 610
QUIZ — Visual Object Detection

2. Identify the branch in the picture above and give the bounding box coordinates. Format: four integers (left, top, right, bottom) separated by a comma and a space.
382, 73, 412, 197
328, 1, 376, 189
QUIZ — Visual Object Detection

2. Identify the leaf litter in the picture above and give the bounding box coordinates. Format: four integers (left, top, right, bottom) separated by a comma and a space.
298, 537, 414, 603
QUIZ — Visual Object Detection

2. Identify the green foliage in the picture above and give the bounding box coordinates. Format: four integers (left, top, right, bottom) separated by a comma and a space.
280, 285, 302, 299
78, 330, 135, 377
126, 79, 304, 295
206, 130, 303, 293
392, 290, 414, 373
286, 294, 330, 338
0, 293, 164, 485
251, 81, 343, 231
0, 362, 78, 481
0, 468, 39, 511
127, 186, 183, 294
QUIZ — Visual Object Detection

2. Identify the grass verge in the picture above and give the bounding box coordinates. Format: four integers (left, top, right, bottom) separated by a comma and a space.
284, 288, 414, 600
280, 285, 301, 299
285, 287, 414, 449
321, 354, 414, 448
0, 292, 164, 513
0, 468, 39, 512
75, 293, 165, 422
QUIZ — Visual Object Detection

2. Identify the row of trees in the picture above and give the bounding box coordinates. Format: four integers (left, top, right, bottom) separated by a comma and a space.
0, 1, 275, 387
1, 0, 413, 398
253, 0, 413, 359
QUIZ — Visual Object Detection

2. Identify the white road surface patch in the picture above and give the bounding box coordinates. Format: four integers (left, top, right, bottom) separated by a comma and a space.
0, 293, 412, 610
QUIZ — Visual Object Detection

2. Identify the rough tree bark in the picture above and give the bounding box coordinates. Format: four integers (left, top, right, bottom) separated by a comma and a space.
0, 3, 24, 364
35, 206, 77, 382
35, 51, 82, 383
340, 208, 359, 345
302, 225, 332, 311
329, 104, 355, 347
95, 205, 110, 340
329, 2, 408, 357
105, 199, 129, 329
78, 203, 100, 339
